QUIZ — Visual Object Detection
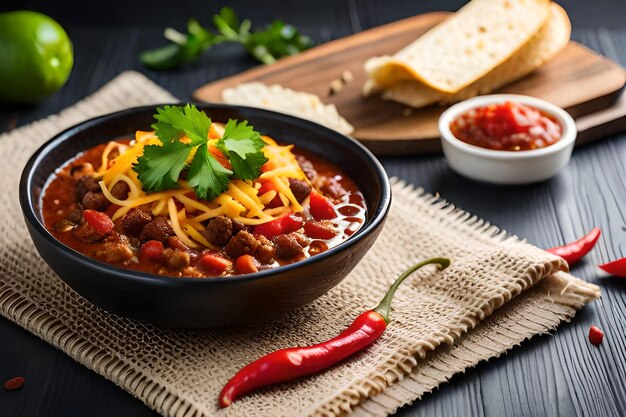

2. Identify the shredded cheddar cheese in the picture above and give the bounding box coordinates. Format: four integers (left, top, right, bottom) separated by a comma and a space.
95, 127, 308, 248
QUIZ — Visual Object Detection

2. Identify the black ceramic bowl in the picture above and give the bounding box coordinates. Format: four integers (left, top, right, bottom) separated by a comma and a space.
20, 104, 391, 328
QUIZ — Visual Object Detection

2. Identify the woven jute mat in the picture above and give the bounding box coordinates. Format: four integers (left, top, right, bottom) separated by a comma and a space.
0, 72, 600, 417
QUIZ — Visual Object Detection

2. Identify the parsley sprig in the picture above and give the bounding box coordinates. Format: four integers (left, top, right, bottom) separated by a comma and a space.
140, 7, 313, 70
133, 104, 268, 200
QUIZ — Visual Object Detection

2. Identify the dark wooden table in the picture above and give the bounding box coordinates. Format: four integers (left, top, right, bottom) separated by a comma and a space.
1, 1, 625, 416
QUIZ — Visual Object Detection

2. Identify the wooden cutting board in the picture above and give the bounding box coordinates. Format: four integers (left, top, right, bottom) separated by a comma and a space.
194, 12, 626, 155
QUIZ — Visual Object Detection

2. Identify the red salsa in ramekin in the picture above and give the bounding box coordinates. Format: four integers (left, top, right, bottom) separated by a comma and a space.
449, 101, 562, 151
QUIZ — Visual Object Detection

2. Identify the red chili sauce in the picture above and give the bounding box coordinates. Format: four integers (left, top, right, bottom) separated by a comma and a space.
449, 101, 562, 151
42, 141, 367, 278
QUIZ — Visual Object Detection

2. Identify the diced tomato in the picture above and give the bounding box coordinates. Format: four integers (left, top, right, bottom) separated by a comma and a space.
589, 325, 604, 346
304, 221, 338, 240
254, 213, 304, 238
261, 161, 275, 173
258, 182, 282, 208
140, 240, 164, 262
208, 124, 222, 139
83, 209, 115, 236
200, 252, 232, 275
209, 145, 232, 170
309, 191, 337, 220
235, 254, 259, 275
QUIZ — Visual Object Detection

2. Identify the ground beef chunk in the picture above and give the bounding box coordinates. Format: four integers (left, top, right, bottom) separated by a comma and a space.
167, 236, 190, 252
65, 204, 84, 224
254, 235, 275, 264
225, 230, 260, 259
121, 209, 152, 237
318, 177, 347, 201
202, 216, 233, 247
288, 178, 312, 202
163, 249, 190, 270
82, 191, 109, 211
72, 221, 102, 243
110, 181, 130, 200
140, 216, 174, 243
96, 241, 134, 264
75, 175, 100, 201
274, 232, 309, 259
297, 155, 317, 181
232, 219, 246, 234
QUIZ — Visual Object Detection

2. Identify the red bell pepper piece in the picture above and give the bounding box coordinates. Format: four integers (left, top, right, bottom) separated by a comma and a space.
546, 227, 601, 266
234, 254, 259, 275
200, 253, 232, 275
218, 257, 450, 408
139, 240, 164, 262
589, 325, 604, 346
309, 191, 337, 220
254, 213, 303, 238
304, 220, 338, 240
598, 257, 626, 277
83, 209, 114, 236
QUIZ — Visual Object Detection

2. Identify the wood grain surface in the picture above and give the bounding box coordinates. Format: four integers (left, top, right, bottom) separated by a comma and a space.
193, 12, 626, 155
0, 1, 625, 416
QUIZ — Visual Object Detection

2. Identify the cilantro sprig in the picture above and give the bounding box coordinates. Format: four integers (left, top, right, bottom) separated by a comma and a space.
133, 104, 268, 200
140, 7, 313, 70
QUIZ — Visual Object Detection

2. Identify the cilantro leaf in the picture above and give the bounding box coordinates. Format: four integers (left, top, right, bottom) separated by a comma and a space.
152, 104, 212, 145
229, 152, 268, 181
140, 7, 313, 70
133, 104, 267, 201
134, 141, 191, 191
217, 119, 268, 180
186, 145, 232, 200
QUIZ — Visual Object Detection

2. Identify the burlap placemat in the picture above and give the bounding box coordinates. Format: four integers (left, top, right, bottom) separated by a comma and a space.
0, 71, 600, 417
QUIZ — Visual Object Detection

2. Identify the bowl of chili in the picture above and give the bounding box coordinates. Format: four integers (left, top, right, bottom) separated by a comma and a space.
438, 94, 577, 185
20, 103, 391, 327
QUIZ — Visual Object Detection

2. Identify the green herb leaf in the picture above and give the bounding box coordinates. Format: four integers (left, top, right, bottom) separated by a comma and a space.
140, 8, 313, 70
135, 140, 191, 191
152, 104, 212, 145
244, 21, 313, 64
133, 105, 267, 200
186, 145, 232, 200
217, 119, 268, 180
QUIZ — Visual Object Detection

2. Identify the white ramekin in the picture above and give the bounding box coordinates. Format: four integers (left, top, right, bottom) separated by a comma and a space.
438, 94, 577, 185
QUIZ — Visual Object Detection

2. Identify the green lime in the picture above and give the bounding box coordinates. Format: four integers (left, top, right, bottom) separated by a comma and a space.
0, 11, 73, 104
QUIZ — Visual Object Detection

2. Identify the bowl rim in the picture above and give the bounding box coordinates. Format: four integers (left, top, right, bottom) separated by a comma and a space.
19, 102, 391, 287
438, 94, 577, 160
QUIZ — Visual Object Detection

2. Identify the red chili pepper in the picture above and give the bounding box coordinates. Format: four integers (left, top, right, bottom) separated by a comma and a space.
546, 227, 601, 266
598, 257, 626, 277
218, 257, 450, 408
589, 325, 604, 346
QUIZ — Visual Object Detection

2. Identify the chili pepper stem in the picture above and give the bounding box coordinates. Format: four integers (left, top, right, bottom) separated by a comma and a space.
373, 257, 450, 324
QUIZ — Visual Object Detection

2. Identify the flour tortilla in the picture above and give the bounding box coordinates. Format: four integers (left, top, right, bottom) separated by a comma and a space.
221, 82, 354, 135
377, 3, 570, 108
365, 0, 552, 94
